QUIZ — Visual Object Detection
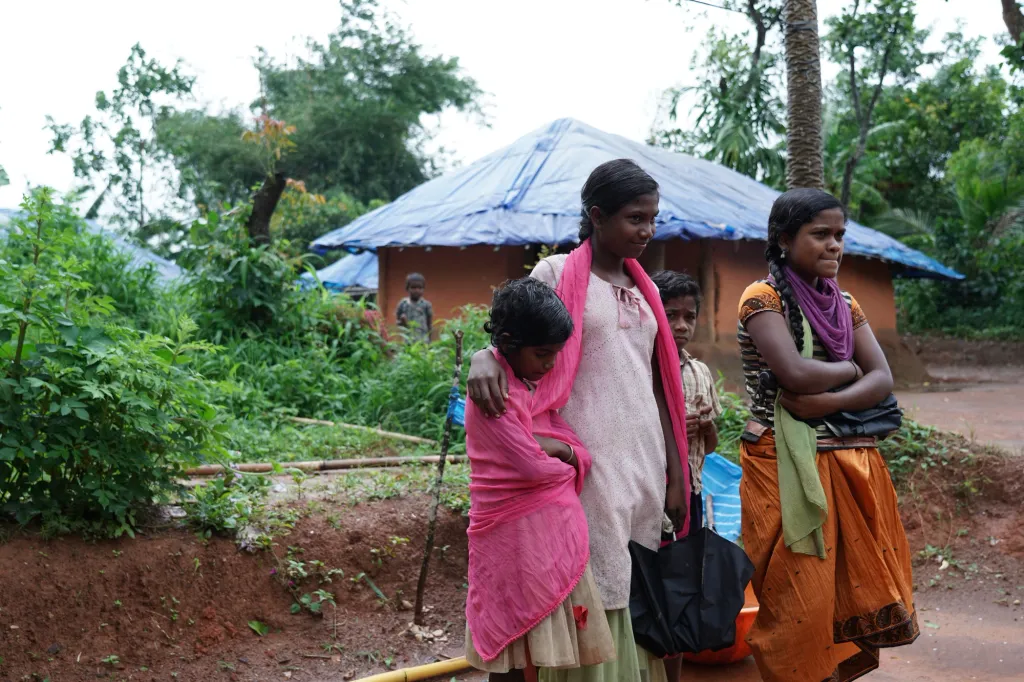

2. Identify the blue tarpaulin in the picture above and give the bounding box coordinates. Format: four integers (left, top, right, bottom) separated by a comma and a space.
701, 453, 743, 543
312, 118, 961, 280
0, 208, 183, 283
299, 251, 379, 291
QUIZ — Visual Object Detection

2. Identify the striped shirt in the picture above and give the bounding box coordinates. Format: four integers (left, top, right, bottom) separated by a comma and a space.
681, 351, 723, 494
737, 280, 868, 444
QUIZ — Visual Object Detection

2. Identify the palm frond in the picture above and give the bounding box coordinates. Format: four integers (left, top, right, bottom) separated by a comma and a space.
871, 208, 936, 238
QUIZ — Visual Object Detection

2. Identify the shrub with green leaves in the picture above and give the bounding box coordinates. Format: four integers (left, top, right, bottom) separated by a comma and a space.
0, 190, 223, 537
179, 208, 309, 340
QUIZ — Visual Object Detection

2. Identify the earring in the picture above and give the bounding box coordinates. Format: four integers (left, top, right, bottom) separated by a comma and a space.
780, 249, 788, 260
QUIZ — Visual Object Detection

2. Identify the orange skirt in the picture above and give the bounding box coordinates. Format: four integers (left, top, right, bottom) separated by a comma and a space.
740, 432, 919, 682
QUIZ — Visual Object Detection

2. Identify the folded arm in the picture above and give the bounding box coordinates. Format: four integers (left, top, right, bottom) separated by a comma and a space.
745, 311, 861, 394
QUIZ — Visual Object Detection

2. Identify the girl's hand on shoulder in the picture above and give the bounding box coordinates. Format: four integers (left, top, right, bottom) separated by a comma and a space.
467, 349, 508, 417
779, 390, 838, 420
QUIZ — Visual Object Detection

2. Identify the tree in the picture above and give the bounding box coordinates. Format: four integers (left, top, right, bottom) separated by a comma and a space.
999, 0, 1024, 71
825, 0, 930, 208
849, 33, 1010, 220
820, 103, 897, 220
1003, 0, 1024, 43
158, 0, 482, 211
153, 109, 263, 209
47, 44, 195, 234
651, 1, 786, 185
782, 0, 825, 189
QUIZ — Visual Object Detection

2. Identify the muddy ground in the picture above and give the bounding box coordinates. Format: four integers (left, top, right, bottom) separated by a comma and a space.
1, 439, 1021, 682
2, 337, 1022, 682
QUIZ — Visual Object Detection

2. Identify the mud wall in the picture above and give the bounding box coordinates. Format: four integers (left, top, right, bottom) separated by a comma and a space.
376, 241, 924, 384
378, 245, 528, 329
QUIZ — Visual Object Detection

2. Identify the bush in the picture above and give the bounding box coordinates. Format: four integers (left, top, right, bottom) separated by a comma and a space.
0, 190, 223, 537
179, 208, 310, 340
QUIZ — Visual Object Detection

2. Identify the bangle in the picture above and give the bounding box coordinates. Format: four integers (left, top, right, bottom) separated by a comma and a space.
566, 445, 577, 467
848, 360, 858, 381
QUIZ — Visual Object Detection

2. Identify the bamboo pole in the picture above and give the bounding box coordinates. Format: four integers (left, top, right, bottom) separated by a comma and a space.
287, 416, 438, 446
353, 656, 471, 682
182, 455, 466, 477
414, 330, 464, 626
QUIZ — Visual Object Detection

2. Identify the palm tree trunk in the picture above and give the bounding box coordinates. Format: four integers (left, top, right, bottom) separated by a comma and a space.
783, 0, 825, 189
1003, 0, 1024, 44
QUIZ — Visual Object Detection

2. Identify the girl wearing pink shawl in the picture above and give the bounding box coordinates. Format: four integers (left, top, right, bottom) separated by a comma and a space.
465, 278, 616, 680
468, 160, 691, 682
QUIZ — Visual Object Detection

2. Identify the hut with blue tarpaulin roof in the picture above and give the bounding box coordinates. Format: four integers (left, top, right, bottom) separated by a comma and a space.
312, 118, 960, 381
0, 208, 183, 284
299, 251, 379, 299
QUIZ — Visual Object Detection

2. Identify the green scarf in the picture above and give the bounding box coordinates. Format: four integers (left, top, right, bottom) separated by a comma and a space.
774, 312, 828, 559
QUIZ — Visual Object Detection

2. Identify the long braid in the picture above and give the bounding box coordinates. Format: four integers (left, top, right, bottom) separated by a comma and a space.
765, 241, 806, 350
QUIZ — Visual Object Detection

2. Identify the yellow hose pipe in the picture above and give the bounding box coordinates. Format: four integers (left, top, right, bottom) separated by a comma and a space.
354, 656, 473, 682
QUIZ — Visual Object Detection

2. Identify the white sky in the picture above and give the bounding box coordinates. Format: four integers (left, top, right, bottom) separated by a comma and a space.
0, 0, 1010, 211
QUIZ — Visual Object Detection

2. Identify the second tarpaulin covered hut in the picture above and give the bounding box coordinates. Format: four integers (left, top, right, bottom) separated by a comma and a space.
299, 250, 379, 300
312, 118, 960, 382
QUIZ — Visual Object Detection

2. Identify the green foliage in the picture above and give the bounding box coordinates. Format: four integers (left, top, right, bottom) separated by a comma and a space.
178, 208, 307, 337
854, 33, 1011, 220
46, 44, 195, 236
877, 419, 961, 488
331, 306, 489, 440
896, 135, 1024, 336
223, 420, 416, 464
0, 190, 222, 537
255, 0, 481, 203
157, 0, 482, 219
651, 3, 786, 185
270, 182, 382, 260
184, 476, 270, 538
712, 377, 749, 465
155, 109, 264, 210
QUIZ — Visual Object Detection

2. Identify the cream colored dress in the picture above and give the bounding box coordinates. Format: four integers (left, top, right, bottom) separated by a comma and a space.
466, 565, 615, 672
532, 255, 668, 611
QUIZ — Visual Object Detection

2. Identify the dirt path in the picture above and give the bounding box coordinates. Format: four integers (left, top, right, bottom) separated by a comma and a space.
896, 366, 1024, 455
451, 588, 1024, 682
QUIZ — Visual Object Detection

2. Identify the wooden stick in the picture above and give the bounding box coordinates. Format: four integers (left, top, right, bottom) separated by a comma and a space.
182, 455, 467, 477
287, 417, 438, 446
414, 330, 464, 626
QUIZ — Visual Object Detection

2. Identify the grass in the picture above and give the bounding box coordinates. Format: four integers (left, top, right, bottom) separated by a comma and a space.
223, 419, 430, 464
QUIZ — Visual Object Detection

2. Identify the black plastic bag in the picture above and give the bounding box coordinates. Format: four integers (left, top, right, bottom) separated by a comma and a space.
628, 497, 754, 657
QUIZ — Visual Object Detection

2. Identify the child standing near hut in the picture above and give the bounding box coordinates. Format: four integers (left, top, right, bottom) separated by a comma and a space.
396, 272, 433, 342
652, 270, 722, 682
465, 278, 614, 682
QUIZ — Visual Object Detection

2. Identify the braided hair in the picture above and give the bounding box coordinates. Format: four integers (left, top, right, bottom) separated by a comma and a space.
579, 159, 659, 241
764, 188, 846, 349
485, 278, 574, 353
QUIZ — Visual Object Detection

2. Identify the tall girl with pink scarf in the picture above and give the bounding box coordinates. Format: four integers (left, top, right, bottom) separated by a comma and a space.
467, 159, 691, 682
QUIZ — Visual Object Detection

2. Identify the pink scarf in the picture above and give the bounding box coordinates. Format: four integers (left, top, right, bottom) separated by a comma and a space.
465, 240, 691, 661
465, 351, 594, 662
534, 238, 692, 528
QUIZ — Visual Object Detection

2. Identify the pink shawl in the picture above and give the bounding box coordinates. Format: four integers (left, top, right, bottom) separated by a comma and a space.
533, 239, 691, 531
465, 351, 593, 662
465, 239, 691, 661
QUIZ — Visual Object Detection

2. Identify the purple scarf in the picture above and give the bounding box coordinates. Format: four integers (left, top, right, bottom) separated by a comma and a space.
780, 267, 854, 361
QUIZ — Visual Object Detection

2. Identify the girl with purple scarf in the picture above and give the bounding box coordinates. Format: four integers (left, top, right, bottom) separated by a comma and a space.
735, 189, 918, 682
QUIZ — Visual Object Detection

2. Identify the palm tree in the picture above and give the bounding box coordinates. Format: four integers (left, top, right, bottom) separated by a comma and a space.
782, 0, 825, 189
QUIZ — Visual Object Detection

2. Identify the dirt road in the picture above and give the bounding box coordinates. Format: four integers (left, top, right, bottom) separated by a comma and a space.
896, 366, 1024, 454
678, 591, 1024, 682
453, 591, 1024, 682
